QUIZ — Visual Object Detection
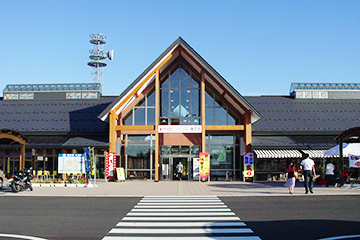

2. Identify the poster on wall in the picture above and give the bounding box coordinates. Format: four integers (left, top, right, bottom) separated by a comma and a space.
193, 158, 200, 180
106, 152, 116, 177
349, 155, 360, 168
199, 152, 210, 178
58, 154, 85, 174
243, 152, 254, 178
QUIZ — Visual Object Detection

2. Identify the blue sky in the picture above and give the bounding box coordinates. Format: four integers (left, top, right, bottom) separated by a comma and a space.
1, 1, 359, 96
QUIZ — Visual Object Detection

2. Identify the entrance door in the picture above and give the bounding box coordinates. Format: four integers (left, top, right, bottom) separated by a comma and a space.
173, 157, 189, 180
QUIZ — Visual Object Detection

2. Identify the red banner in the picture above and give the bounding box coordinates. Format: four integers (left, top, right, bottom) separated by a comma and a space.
106, 152, 116, 177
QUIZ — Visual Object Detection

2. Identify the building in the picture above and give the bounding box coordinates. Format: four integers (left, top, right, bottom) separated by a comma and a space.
1, 37, 360, 181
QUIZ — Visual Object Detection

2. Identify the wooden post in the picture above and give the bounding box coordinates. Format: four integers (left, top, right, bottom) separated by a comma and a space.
244, 111, 252, 153
155, 70, 160, 182
20, 144, 26, 171
109, 110, 117, 153
201, 70, 206, 182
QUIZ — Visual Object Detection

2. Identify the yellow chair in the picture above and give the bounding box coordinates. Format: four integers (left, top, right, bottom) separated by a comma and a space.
37, 170, 43, 181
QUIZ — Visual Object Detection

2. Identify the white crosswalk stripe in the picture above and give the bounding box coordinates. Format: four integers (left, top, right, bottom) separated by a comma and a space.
102, 196, 262, 240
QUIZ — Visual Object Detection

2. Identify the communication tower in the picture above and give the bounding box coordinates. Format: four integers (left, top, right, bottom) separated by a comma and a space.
87, 33, 114, 92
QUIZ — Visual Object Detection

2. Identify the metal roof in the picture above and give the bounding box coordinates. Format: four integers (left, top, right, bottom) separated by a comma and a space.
3, 83, 101, 93
290, 82, 360, 93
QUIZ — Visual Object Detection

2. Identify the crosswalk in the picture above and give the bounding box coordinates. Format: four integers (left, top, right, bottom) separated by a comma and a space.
102, 196, 261, 240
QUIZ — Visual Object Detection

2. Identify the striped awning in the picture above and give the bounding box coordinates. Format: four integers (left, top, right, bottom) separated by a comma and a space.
302, 149, 329, 158
254, 149, 302, 159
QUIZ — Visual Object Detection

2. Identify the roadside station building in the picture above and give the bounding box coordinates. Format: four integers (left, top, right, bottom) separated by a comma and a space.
1, 37, 360, 181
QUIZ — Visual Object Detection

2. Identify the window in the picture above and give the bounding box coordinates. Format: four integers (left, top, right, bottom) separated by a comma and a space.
205, 91, 238, 125
160, 62, 200, 125
123, 90, 156, 125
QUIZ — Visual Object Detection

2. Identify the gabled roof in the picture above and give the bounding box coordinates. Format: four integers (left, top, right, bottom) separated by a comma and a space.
99, 37, 262, 123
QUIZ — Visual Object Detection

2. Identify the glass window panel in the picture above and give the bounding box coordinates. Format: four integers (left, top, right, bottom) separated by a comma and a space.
208, 135, 234, 145
161, 89, 169, 117
160, 117, 168, 125
161, 74, 169, 89
147, 108, 155, 125
134, 107, 145, 125
170, 146, 179, 155
181, 89, 191, 117
214, 95, 222, 107
181, 146, 190, 154
214, 107, 227, 125
161, 146, 171, 155
170, 90, 180, 117
190, 145, 200, 155
192, 117, 200, 125
180, 68, 191, 88
127, 135, 152, 144
147, 91, 155, 106
170, 68, 180, 88
170, 118, 180, 125
205, 107, 214, 125
124, 110, 133, 125
227, 113, 236, 125
205, 91, 213, 106
191, 89, 199, 117
191, 74, 200, 88
181, 118, 191, 125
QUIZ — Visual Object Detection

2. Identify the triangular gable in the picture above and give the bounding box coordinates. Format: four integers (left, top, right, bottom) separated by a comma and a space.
99, 37, 262, 123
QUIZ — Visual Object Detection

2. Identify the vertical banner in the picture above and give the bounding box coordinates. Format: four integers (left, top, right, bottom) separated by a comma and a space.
106, 152, 116, 177
243, 152, 254, 178
193, 158, 200, 179
89, 147, 95, 175
199, 152, 210, 178
84, 147, 90, 173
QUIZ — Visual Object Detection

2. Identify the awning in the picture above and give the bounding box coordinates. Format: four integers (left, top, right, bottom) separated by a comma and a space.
301, 149, 328, 158
254, 149, 302, 159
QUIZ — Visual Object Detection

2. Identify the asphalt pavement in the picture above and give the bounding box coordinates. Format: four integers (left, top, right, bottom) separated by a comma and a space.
2, 179, 360, 197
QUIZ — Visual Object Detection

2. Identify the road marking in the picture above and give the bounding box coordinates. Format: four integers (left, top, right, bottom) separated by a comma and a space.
0, 234, 48, 240
318, 235, 360, 240
102, 196, 262, 240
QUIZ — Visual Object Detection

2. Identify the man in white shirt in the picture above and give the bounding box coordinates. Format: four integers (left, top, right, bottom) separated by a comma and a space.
301, 154, 316, 194
325, 160, 335, 187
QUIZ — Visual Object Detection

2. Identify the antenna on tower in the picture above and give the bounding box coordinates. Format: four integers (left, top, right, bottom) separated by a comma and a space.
87, 33, 114, 93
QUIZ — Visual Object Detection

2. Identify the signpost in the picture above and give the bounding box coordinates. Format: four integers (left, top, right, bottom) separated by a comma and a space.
243, 152, 254, 180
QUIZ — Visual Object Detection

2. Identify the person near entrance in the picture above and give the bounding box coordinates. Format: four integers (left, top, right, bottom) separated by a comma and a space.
176, 161, 183, 181
301, 154, 316, 194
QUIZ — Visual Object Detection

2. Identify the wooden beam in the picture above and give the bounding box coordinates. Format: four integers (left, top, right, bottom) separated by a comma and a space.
109, 110, 117, 153
205, 125, 245, 131
113, 47, 180, 113
115, 125, 155, 131
244, 111, 252, 153
154, 69, 160, 182
201, 70, 206, 153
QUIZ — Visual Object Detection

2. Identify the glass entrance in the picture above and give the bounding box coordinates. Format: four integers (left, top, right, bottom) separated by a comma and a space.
173, 157, 188, 181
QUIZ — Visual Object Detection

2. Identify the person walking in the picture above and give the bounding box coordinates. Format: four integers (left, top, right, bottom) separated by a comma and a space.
176, 161, 183, 181
301, 154, 316, 194
284, 161, 298, 194
325, 160, 335, 187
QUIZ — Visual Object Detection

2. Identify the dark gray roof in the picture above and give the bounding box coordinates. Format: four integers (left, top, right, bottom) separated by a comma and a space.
246, 96, 360, 134
0, 96, 116, 134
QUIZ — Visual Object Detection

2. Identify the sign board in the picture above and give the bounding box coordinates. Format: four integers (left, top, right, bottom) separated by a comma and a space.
199, 152, 210, 178
116, 167, 126, 181
193, 158, 200, 180
58, 154, 85, 174
243, 152, 254, 177
349, 155, 360, 168
158, 125, 202, 133
106, 152, 116, 177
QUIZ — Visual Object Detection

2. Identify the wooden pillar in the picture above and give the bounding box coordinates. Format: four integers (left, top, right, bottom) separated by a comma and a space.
20, 143, 26, 171
155, 70, 160, 182
109, 110, 117, 153
201, 70, 206, 152
244, 111, 252, 153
